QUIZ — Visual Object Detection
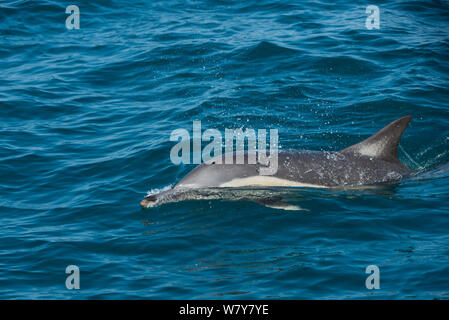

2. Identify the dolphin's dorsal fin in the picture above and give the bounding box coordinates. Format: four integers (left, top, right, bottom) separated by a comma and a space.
341, 116, 412, 163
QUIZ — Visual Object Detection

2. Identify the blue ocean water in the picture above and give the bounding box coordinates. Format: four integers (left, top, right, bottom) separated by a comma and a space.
1, 0, 449, 299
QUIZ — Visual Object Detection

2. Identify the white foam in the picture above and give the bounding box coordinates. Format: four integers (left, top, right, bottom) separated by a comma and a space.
146, 184, 173, 197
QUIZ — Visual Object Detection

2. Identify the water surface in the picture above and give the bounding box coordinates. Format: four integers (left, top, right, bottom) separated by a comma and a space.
0, 0, 448, 299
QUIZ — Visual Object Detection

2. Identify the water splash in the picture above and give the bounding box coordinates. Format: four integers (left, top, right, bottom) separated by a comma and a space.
399, 144, 425, 172
146, 185, 173, 197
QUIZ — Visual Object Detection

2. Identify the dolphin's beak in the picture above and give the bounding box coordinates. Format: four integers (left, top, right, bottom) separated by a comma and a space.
140, 199, 149, 207
140, 194, 157, 208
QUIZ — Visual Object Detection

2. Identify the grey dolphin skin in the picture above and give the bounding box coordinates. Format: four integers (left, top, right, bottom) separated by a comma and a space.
141, 116, 414, 210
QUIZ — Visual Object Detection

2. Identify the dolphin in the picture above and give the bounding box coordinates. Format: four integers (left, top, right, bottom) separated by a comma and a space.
141, 116, 414, 210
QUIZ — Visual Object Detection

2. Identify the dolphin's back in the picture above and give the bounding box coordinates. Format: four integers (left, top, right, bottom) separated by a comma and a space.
273, 150, 412, 187
175, 116, 414, 189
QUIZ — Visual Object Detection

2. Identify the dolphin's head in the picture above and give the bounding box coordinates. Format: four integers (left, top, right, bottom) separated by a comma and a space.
140, 187, 179, 208
140, 193, 158, 208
